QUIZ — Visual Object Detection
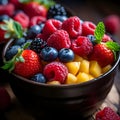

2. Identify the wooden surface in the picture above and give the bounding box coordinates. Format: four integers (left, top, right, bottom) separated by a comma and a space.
1, 0, 120, 120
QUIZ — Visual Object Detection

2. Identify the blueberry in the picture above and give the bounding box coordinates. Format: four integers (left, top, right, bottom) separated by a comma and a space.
87, 35, 96, 45
14, 37, 26, 46
58, 48, 74, 62
0, 0, 8, 5
5, 45, 21, 61
40, 47, 58, 62
54, 15, 68, 22
27, 25, 42, 39
0, 15, 10, 22
31, 73, 46, 83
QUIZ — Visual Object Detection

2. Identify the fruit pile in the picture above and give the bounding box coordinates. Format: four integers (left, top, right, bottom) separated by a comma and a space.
2, 15, 120, 85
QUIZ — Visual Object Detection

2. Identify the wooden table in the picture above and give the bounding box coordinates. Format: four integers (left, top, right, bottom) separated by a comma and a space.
1, 0, 120, 120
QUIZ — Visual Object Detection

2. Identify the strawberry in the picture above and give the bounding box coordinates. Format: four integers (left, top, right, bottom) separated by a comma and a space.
14, 49, 42, 78
2, 42, 43, 78
23, 2, 47, 18
89, 22, 120, 67
89, 43, 114, 67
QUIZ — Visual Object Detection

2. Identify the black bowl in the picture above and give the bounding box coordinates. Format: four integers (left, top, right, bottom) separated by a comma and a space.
2, 38, 120, 119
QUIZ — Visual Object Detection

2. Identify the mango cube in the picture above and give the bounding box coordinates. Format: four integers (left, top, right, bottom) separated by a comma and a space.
89, 61, 102, 77
65, 73, 77, 84
102, 64, 112, 73
74, 54, 83, 62
79, 59, 90, 74
65, 62, 80, 75
76, 72, 90, 83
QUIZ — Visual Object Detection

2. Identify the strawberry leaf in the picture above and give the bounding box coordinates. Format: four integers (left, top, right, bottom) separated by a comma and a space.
94, 22, 105, 43
106, 41, 120, 51
13, 21, 23, 38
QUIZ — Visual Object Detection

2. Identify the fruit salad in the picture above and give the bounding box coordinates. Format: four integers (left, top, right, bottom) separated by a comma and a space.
1, 1, 120, 85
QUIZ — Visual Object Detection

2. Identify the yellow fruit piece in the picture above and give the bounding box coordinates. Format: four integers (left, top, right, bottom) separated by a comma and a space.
64, 62, 80, 75
74, 54, 83, 62
65, 73, 77, 84
47, 80, 61, 85
79, 59, 90, 74
89, 74, 94, 80
89, 61, 102, 77
76, 72, 90, 83
102, 64, 112, 73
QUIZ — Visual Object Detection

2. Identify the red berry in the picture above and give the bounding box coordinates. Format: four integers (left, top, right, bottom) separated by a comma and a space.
82, 21, 96, 36
95, 107, 120, 120
71, 36, 93, 58
89, 43, 114, 67
14, 50, 42, 78
0, 3, 15, 16
0, 87, 11, 111
13, 12, 30, 28
42, 19, 62, 40
23, 2, 47, 18
29, 16, 46, 27
102, 34, 112, 42
103, 14, 120, 34
43, 61, 68, 84
62, 16, 82, 38
47, 30, 71, 50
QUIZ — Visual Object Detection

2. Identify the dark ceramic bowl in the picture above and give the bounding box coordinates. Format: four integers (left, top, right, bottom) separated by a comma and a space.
2, 38, 120, 119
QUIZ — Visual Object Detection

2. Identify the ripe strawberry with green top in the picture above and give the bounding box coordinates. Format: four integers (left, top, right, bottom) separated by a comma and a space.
89, 22, 120, 67
89, 43, 114, 67
14, 49, 42, 78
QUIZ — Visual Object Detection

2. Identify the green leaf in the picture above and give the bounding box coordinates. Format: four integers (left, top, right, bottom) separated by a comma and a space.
106, 41, 120, 51
13, 21, 23, 38
4, 32, 11, 39
0, 24, 8, 31
94, 22, 105, 43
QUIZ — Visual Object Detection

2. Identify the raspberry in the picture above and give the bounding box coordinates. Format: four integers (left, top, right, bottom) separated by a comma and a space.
29, 16, 46, 27
42, 19, 62, 39
102, 34, 112, 42
62, 16, 82, 38
0, 87, 11, 111
71, 36, 93, 58
95, 107, 120, 120
13, 12, 30, 28
103, 14, 120, 34
0, 3, 15, 16
43, 61, 68, 84
47, 30, 71, 50
82, 21, 96, 36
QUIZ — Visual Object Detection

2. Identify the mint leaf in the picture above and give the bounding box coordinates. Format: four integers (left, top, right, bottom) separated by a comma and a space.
106, 41, 120, 51
94, 22, 105, 43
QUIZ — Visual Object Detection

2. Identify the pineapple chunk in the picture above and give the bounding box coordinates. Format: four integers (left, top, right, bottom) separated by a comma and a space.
64, 62, 80, 75
65, 73, 77, 84
74, 54, 83, 62
79, 59, 90, 74
76, 72, 90, 83
89, 61, 102, 77
102, 64, 112, 73
47, 81, 61, 85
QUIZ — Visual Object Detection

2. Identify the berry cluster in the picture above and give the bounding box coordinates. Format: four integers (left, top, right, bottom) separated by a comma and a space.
2, 15, 120, 85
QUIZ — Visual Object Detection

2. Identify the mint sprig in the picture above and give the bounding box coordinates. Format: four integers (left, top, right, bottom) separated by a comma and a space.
94, 22, 105, 44
0, 19, 24, 39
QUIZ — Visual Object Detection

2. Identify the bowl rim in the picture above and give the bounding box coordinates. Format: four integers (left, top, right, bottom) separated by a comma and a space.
2, 38, 120, 88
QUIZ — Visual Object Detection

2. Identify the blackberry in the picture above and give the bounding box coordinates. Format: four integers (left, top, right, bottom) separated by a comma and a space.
47, 4, 67, 19
30, 38, 47, 54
